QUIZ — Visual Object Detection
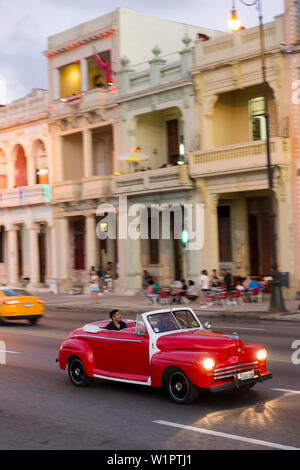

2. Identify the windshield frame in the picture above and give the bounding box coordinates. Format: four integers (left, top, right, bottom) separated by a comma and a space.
146, 309, 201, 334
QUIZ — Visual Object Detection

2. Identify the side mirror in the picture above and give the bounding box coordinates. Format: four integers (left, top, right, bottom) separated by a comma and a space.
137, 330, 148, 337
204, 321, 212, 330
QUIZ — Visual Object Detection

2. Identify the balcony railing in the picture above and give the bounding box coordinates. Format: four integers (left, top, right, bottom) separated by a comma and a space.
52, 176, 112, 203
112, 165, 193, 196
189, 137, 290, 178
0, 185, 52, 208
50, 88, 114, 120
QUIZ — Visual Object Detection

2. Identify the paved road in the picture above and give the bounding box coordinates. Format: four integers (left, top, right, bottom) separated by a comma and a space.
0, 310, 299, 450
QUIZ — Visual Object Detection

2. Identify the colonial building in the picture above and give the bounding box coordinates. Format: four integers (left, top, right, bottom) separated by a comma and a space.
284, 0, 300, 298
45, 7, 222, 292
0, 89, 53, 288
190, 14, 295, 297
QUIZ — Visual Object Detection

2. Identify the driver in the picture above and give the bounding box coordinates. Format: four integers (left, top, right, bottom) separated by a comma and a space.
106, 310, 127, 331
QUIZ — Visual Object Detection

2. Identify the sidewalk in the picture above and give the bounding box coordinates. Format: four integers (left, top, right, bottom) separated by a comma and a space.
38, 291, 300, 323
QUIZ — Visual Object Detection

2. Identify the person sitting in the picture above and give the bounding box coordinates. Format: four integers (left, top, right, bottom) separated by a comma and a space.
152, 280, 161, 295
147, 280, 159, 303
106, 310, 127, 331
169, 280, 183, 304
186, 280, 198, 302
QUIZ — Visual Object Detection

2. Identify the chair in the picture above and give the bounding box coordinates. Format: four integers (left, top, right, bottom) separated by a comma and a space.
159, 290, 169, 305
249, 288, 262, 303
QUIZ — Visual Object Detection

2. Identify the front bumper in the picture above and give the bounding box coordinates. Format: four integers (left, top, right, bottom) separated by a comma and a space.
204, 372, 273, 393
0, 315, 43, 321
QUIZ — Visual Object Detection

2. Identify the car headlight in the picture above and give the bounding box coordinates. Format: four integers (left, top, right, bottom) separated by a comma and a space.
203, 357, 215, 371
257, 349, 267, 361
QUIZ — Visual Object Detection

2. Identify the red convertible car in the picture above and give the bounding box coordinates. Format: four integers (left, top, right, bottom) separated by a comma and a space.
57, 307, 272, 404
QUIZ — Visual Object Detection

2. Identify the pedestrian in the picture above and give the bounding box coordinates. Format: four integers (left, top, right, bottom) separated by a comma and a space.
186, 280, 198, 302
96, 265, 105, 295
221, 268, 234, 292
199, 270, 213, 308
89, 269, 100, 304
210, 269, 221, 298
143, 270, 153, 288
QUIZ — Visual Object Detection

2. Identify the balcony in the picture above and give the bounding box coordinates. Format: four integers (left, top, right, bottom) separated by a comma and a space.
112, 165, 193, 196
189, 138, 290, 179
50, 88, 114, 121
52, 176, 112, 203
0, 185, 52, 209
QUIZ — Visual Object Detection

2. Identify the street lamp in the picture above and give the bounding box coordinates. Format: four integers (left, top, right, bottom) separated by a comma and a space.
228, 0, 287, 313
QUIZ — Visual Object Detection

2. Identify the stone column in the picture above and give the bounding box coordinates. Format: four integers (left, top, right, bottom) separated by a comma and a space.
53, 69, 61, 101
28, 224, 40, 287
80, 59, 88, 93
53, 217, 70, 292
7, 159, 15, 189
83, 129, 93, 178
85, 214, 97, 271
57, 136, 64, 182
234, 198, 250, 276
197, 181, 219, 272
6, 226, 19, 285
27, 156, 36, 187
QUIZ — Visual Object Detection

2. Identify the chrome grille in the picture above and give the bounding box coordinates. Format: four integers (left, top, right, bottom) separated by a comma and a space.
214, 361, 258, 381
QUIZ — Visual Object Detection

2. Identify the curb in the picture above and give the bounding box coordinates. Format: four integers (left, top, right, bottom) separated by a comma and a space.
45, 304, 300, 323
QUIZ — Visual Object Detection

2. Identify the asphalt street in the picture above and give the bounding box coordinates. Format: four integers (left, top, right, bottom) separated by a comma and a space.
0, 309, 299, 451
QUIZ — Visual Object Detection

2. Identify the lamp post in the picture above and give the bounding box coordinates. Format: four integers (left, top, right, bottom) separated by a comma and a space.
228, 0, 286, 313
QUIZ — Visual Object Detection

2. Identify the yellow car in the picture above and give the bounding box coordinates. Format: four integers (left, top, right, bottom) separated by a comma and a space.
0, 287, 45, 325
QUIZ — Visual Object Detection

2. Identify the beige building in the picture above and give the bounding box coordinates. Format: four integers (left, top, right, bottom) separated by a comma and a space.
0, 89, 53, 288
46, 7, 222, 293
190, 14, 295, 297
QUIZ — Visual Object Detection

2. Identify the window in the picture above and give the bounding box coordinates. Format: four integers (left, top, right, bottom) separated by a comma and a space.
249, 97, 266, 141
60, 62, 81, 99
87, 50, 111, 89
218, 206, 232, 262
73, 219, 85, 270
167, 120, 179, 165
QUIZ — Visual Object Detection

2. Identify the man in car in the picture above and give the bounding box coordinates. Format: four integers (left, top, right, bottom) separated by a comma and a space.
106, 309, 127, 331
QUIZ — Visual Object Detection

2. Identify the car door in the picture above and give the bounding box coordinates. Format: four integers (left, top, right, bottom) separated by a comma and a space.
106, 328, 150, 383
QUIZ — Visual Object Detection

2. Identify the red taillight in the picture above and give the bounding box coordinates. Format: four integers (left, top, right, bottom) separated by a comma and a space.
37, 300, 45, 304
3, 300, 20, 305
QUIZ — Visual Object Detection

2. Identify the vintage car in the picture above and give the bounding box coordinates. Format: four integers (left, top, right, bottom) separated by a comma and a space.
0, 287, 45, 325
57, 307, 272, 404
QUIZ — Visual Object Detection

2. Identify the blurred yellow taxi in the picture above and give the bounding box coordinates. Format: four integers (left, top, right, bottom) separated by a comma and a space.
0, 287, 45, 325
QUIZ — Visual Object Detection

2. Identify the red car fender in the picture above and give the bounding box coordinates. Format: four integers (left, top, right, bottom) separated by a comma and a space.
58, 338, 95, 377
150, 349, 216, 388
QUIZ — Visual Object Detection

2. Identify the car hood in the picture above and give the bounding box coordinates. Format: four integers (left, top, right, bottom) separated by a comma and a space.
156, 329, 244, 356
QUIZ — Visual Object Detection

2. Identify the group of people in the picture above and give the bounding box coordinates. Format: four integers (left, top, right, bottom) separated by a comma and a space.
89, 263, 115, 304
144, 268, 267, 307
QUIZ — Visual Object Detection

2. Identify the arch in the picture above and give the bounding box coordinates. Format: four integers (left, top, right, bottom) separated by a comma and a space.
0, 148, 8, 189
12, 144, 28, 187
31, 139, 49, 184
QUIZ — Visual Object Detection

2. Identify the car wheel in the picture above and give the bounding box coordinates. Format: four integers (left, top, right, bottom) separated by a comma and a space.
28, 318, 39, 325
68, 357, 93, 387
167, 369, 199, 405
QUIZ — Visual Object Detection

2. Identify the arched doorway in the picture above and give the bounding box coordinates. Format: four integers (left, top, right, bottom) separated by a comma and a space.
31, 140, 49, 184
14, 145, 27, 187
0, 149, 7, 189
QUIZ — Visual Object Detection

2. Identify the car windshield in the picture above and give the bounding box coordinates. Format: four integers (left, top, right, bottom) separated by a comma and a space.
148, 310, 200, 333
1, 289, 33, 297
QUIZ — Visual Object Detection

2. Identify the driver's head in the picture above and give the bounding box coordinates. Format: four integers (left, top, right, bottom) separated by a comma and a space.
110, 309, 121, 321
